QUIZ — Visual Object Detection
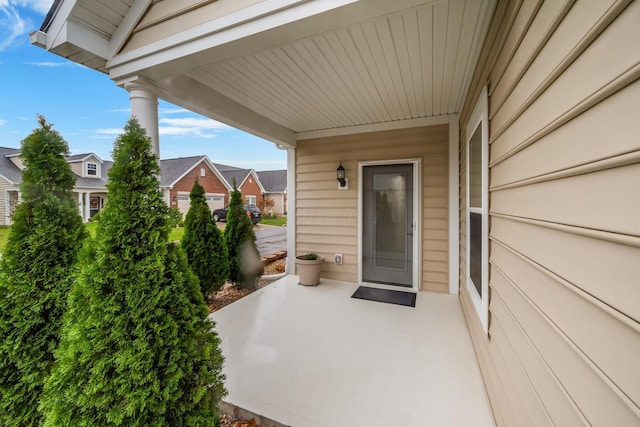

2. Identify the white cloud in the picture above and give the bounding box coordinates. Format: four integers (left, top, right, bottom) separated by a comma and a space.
0, 1, 54, 50
24, 61, 75, 67
0, 2, 28, 51
23, 0, 53, 14
159, 107, 189, 115
107, 108, 131, 114
158, 117, 230, 137
96, 128, 122, 135
0, 119, 7, 126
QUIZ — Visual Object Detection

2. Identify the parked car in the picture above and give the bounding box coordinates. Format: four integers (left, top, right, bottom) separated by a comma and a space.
213, 204, 262, 225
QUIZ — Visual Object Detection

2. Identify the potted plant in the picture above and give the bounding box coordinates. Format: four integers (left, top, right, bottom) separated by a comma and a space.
295, 253, 324, 286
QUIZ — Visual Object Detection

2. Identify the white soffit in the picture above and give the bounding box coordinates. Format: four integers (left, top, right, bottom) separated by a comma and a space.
181, 0, 493, 134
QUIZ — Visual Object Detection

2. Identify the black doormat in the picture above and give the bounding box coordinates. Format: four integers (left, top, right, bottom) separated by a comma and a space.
351, 286, 416, 307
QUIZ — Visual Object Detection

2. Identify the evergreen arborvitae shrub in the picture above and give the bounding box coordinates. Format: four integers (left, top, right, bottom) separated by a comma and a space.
41, 117, 226, 426
0, 116, 86, 426
181, 179, 229, 300
224, 184, 263, 289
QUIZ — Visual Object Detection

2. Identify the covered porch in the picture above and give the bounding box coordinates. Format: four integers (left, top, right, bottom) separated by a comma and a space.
211, 275, 493, 426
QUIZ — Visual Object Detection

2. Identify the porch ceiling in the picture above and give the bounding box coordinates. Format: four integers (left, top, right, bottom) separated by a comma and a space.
183, 0, 490, 134
35, 0, 495, 145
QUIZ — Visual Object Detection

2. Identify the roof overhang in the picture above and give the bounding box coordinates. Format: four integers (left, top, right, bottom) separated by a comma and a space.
33, 0, 497, 149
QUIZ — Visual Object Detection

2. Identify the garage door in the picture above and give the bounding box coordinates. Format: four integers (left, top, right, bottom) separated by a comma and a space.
206, 193, 225, 212
177, 194, 190, 218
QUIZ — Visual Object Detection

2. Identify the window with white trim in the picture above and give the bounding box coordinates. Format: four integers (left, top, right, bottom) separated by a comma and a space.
200, 167, 206, 177
86, 163, 98, 176
245, 195, 257, 206
466, 86, 489, 332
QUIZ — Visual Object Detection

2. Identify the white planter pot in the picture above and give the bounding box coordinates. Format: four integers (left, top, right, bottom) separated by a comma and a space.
295, 256, 324, 286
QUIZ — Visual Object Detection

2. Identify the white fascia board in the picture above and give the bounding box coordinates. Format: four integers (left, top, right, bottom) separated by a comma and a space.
107, 0, 357, 78
296, 116, 450, 140
69, 153, 104, 163
203, 157, 234, 192
50, 21, 110, 59
155, 75, 296, 149
37, 0, 78, 50
249, 171, 267, 194
0, 173, 17, 186
109, 0, 153, 57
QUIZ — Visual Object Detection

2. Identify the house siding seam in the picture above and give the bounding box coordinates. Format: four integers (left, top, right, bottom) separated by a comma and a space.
295, 124, 449, 292
459, 1, 640, 426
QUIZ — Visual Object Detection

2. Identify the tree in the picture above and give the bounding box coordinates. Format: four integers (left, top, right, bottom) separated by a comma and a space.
181, 179, 229, 300
41, 117, 226, 426
224, 184, 263, 289
0, 116, 86, 426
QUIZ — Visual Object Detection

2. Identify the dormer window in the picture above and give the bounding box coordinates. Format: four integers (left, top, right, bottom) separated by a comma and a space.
87, 163, 98, 176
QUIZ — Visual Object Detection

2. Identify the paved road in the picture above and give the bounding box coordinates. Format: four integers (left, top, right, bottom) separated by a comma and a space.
255, 225, 287, 257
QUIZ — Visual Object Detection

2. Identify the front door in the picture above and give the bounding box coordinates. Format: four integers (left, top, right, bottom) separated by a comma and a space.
362, 164, 414, 287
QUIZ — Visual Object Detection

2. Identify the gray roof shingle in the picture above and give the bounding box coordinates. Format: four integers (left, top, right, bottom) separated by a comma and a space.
0, 147, 111, 188
160, 156, 207, 187
212, 162, 251, 188
257, 170, 287, 192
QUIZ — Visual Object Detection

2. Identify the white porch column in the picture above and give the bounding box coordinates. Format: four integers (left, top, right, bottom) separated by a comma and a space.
77, 191, 83, 217
5, 190, 10, 225
286, 148, 296, 275
124, 80, 159, 157
84, 192, 91, 222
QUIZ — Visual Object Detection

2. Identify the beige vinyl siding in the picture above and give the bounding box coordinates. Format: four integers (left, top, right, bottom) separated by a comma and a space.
69, 161, 83, 176
121, 0, 263, 53
459, 1, 640, 426
0, 179, 15, 226
296, 125, 449, 292
8, 156, 23, 170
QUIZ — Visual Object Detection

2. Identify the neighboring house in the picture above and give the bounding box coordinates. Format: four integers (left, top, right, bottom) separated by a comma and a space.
33, 1, 640, 426
160, 156, 231, 218
213, 163, 265, 208
257, 170, 287, 215
0, 147, 110, 225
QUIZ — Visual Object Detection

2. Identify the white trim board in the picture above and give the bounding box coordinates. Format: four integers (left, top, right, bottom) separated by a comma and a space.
297, 116, 450, 140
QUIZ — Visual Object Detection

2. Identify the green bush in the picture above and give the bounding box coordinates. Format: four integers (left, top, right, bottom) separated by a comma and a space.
41, 117, 226, 426
168, 206, 183, 229
0, 116, 86, 426
181, 179, 229, 300
224, 184, 263, 289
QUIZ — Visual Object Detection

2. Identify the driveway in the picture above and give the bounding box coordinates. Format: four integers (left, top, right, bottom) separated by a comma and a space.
254, 225, 287, 257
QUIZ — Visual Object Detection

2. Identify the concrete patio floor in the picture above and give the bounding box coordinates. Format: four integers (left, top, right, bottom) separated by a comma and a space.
210, 275, 494, 427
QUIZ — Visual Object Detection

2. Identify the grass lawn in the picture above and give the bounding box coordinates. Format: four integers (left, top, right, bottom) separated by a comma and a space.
87, 221, 186, 242
260, 216, 287, 226
0, 226, 10, 254
0, 219, 224, 254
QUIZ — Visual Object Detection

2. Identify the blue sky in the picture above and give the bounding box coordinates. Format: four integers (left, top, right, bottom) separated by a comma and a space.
0, 0, 287, 170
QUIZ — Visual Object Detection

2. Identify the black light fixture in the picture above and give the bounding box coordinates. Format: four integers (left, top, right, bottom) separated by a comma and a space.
337, 162, 346, 188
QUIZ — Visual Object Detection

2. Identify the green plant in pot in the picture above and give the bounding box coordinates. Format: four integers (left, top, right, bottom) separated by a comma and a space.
295, 253, 324, 286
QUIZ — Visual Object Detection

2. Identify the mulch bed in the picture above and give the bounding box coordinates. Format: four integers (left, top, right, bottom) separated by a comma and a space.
206, 258, 286, 313
218, 413, 259, 427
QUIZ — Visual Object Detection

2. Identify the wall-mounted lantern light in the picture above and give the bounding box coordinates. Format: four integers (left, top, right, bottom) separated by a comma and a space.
337, 162, 348, 189
172, 196, 177, 204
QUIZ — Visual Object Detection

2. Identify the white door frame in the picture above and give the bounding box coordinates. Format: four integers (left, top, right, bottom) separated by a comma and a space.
358, 158, 422, 292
